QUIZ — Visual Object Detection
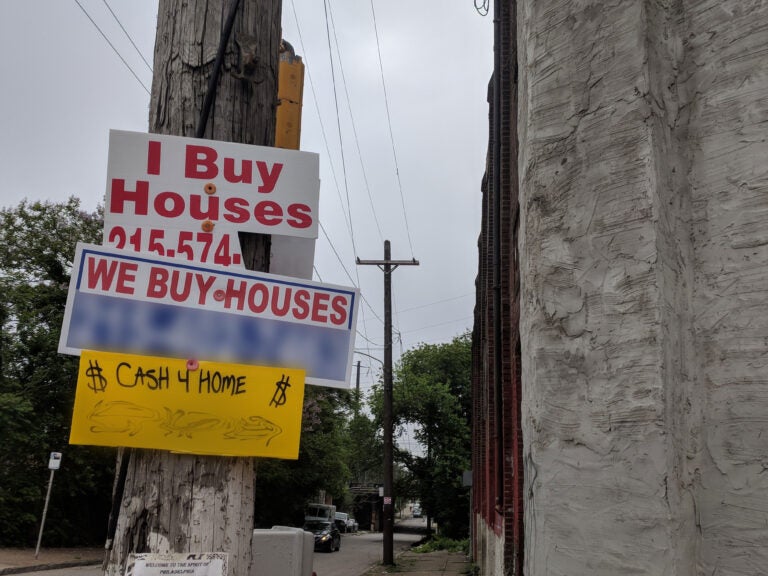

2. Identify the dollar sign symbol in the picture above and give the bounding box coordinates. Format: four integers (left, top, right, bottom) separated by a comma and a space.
85, 360, 108, 393
270, 374, 291, 407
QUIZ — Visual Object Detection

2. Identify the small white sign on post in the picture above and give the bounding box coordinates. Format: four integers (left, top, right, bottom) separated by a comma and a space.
48, 452, 62, 470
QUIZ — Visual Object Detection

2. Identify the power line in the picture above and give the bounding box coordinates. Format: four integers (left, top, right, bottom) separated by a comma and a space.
369, 0, 416, 257
396, 292, 474, 313
288, 0, 353, 240
326, 1, 384, 244
290, 0, 382, 356
399, 315, 474, 335
319, 222, 384, 326
72, 0, 150, 95
323, 0, 357, 258
100, 0, 153, 73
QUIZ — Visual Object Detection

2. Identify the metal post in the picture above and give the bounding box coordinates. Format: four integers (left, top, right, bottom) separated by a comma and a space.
35, 469, 56, 559
357, 241, 418, 565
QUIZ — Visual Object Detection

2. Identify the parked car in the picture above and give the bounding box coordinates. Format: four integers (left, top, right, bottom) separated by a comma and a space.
303, 520, 341, 552
335, 512, 358, 533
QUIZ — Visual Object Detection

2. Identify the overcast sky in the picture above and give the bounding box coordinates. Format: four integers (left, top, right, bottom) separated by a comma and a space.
0, 1, 492, 418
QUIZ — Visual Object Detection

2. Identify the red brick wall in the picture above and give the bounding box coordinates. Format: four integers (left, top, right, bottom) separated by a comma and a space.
471, 0, 522, 573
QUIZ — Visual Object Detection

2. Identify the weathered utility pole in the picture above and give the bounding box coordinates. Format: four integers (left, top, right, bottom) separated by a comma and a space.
357, 240, 418, 565
104, 2, 281, 575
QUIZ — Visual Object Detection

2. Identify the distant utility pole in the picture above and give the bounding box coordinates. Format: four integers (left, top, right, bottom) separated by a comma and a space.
105, 2, 281, 575
357, 240, 418, 565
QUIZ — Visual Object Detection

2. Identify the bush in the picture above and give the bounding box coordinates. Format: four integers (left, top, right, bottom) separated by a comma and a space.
413, 536, 468, 554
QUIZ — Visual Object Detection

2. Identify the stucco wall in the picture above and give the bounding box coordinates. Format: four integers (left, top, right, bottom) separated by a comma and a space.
518, 1, 768, 574
684, 2, 768, 573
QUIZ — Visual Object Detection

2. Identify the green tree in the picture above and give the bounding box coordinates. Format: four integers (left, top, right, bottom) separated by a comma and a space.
252, 387, 354, 527
0, 198, 114, 546
373, 333, 472, 539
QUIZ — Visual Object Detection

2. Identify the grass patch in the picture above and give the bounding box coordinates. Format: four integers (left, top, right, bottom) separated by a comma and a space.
412, 536, 469, 554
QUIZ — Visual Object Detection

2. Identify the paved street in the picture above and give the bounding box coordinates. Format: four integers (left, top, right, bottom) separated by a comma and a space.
9, 520, 428, 576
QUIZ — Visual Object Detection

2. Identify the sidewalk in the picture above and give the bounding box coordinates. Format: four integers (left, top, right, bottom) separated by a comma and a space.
363, 549, 474, 576
0, 548, 103, 575
0, 547, 474, 575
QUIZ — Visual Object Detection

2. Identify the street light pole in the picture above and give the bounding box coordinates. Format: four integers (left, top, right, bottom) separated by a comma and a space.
357, 240, 418, 565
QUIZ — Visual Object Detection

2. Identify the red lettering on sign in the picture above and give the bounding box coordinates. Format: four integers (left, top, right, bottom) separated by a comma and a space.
254, 201, 283, 226
248, 283, 269, 314
330, 295, 348, 326
190, 194, 219, 220
195, 274, 216, 305
185, 145, 218, 179
115, 262, 138, 295
292, 289, 310, 320
147, 267, 169, 298
256, 161, 283, 193
286, 203, 312, 229
225, 279, 247, 311
86, 258, 136, 295
110, 179, 149, 215
154, 191, 185, 218
270, 286, 291, 316
224, 157, 253, 184
147, 140, 162, 175
169, 270, 192, 303
223, 197, 250, 223
86, 258, 119, 290
311, 292, 330, 323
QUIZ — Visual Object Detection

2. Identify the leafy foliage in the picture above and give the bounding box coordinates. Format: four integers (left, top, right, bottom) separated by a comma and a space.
413, 536, 469, 554
373, 333, 472, 539
252, 387, 355, 527
0, 198, 113, 546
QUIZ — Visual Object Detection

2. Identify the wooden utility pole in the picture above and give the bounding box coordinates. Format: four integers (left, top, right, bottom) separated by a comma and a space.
104, 2, 281, 575
357, 241, 418, 565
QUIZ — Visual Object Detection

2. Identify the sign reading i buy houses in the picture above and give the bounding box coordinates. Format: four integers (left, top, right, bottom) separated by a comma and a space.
103, 130, 319, 272
59, 243, 359, 389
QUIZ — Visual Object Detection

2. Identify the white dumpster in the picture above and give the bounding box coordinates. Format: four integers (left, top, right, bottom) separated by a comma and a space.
250, 525, 314, 576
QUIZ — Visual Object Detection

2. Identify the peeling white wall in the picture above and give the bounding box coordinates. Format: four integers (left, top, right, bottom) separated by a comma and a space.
518, 1, 768, 574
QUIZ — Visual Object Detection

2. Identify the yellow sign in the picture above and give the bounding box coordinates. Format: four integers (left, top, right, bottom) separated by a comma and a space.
70, 350, 305, 459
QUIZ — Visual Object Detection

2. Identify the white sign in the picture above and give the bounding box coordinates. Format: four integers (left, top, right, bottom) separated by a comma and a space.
48, 452, 62, 470
59, 243, 359, 389
103, 130, 320, 271
126, 553, 227, 576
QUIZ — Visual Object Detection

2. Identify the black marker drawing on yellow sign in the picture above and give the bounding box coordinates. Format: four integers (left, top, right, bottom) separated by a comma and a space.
270, 374, 291, 407
70, 351, 305, 459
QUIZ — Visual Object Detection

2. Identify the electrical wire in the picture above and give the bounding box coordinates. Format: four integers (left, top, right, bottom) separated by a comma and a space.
319, 222, 384, 326
399, 315, 474, 335
396, 292, 474, 313
100, 0, 153, 73
288, 0, 354, 241
290, 0, 386, 362
369, 0, 416, 257
326, 1, 384, 244
72, 0, 150, 95
323, 0, 357, 258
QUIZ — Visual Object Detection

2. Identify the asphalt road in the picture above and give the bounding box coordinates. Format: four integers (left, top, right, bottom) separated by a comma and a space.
313, 521, 424, 576
19, 519, 426, 576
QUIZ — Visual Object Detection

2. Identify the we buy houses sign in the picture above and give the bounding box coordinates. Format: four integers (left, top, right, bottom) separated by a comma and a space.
60, 243, 359, 389
103, 130, 319, 268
